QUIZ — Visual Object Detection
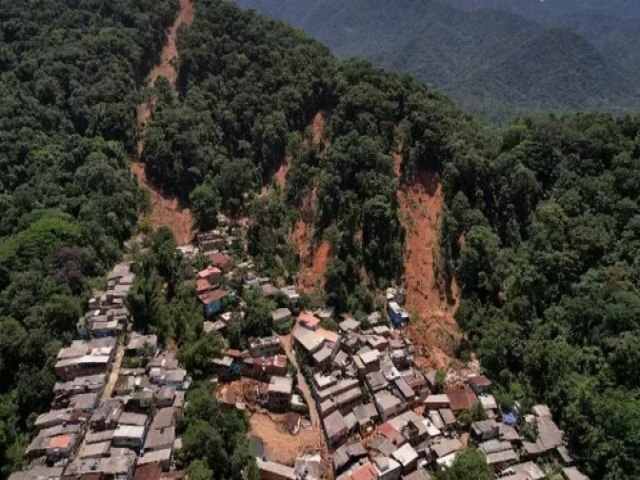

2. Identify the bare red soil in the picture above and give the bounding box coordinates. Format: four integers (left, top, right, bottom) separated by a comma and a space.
132, 0, 195, 245
149, 0, 194, 86
293, 112, 331, 291
311, 111, 327, 147
248, 413, 323, 467
292, 182, 325, 291
274, 155, 290, 191
292, 218, 311, 260
298, 239, 330, 291
396, 150, 463, 370
131, 163, 193, 245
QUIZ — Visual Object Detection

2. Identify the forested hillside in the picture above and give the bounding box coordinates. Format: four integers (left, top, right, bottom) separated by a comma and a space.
454, 0, 640, 87
232, 0, 640, 123
0, 0, 177, 474
442, 114, 640, 479
3, 0, 640, 479
143, 0, 488, 315
144, 5, 640, 474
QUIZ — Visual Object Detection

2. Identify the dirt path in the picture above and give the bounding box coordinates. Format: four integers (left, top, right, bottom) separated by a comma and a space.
101, 341, 125, 403
280, 334, 333, 479
281, 335, 320, 427
132, 0, 195, 245
395, 150, 463, 371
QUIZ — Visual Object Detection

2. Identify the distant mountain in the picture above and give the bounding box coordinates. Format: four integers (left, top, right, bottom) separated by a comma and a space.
453, 0, 640, 90
453, 0, 640, 24
232, 0, 640, 122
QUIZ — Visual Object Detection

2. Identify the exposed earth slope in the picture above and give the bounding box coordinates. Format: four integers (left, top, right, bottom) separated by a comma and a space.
132, 0, 195, 245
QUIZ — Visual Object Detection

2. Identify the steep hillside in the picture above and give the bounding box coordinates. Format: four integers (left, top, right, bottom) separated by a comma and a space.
4, 0, 640, 478
233, 0, 640, 122
441, 112, 640, 479
133, 0, 195, 245
0, 0, 177, 474
396, 162, 462, 371
455, 0, 640, 94
457, 29, 634, 115
142, 0, 489, 313
455, 0, 640, 24
157, 3, 640, 476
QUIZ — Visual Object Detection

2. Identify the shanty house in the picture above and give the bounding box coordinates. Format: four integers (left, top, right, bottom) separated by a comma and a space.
387, 301, 409, 326
391, 443, 419, 474
126, 334, 158, 357
323, 411, 349, 448
298, 311, 320, 330
292, 326, 324, 356
197, 266, 222, 285
373, 456, 402, 480
207, 252, 234, 273
198, 289, 226, 318
468, 375, 492, 395
90, 399, 123, 431
248, 336, 282, 358
267, 376, 293, 412
144, 426, 176, 452
445, 385, 478, 413
25, 433, 79, 461
375, 391, 404, 421
271, 308, 293, 331
112, 424, 146, 450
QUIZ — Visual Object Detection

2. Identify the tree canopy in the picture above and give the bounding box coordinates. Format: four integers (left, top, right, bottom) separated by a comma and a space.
436, 449, 494, 480
143, 0, 487, 312
4, 1, 640, 479
443, 113, 640, 479
0, 0, 176, 475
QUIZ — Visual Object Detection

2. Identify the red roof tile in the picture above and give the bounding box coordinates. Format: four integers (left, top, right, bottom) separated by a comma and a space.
445, 385, 479, 412
207, 253, 233, 272
378, 422, 405, 445
198, 289, 226, 304
134, 463, 161, 480
226, 349, 248, 358
351, 463, 377, 480
196, 278, 211, 292
298, 311, 320, 330
316, 328, 340, 344
198, 265, 222, 279
50, 434, 73, 448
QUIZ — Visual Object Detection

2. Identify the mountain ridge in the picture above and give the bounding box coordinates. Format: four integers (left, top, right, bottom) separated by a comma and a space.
232, 0, 640, 122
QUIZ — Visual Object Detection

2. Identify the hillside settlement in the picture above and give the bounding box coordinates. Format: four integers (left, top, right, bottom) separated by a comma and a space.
10, 216, 590, 480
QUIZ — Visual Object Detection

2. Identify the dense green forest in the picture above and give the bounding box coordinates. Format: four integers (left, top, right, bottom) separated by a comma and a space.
3, 0, 640, 479
442, 114, 640, 479
143, 0, 486, 315
454, 0, 640, 91
158, 4, 640, 477
0, 0, 177, 474
233, 0, 640, 124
